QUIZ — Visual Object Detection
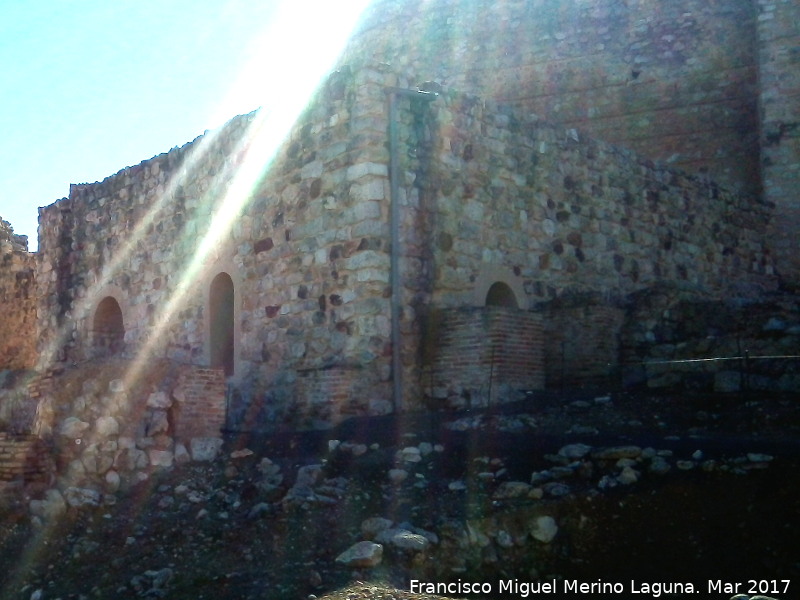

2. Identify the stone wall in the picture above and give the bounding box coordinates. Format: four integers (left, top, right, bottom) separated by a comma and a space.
36, 62, 779, 423
621, 287, 800, 392
424, 86, 777, 309
542, 299, 626, 390
757, 0, 800, 280
36, 67, 403, 421
0, 217, 37, 370
24, 359, 226, 496
422, 306, 544, 408
343, 0, 761, 197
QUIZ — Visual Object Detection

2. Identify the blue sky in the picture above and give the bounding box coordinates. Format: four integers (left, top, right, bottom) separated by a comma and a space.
0, 0, 368, 250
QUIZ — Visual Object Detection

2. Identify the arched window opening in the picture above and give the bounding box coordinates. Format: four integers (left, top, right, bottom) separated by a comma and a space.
209, 272, 235, 377
93, 296, 125, 356
485, 281, 518, 309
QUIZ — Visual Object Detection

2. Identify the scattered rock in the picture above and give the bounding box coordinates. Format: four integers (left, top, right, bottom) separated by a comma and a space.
230, 448, 254, 459
190, 437, 223, 462
530, 516, 558, 543
63, 487, 101, 507
361, 517, 394, 538
592, 446, 642, 460
335, 541, 383, 568
493, 481, 533, 499
388, 469, 408, 484
60, 417, 90, 439
558, 443, 593, 459
95, 415, 120, 437
146, 391, 172, 409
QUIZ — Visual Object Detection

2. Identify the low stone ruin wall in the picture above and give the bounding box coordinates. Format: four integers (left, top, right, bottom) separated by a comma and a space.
11, 360, 227, 502
0, 218, 37, 371
542, 299, 626, 390
622, 289, 800, 393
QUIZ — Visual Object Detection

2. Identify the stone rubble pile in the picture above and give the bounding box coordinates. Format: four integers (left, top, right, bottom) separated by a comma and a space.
19, 392, 782, 585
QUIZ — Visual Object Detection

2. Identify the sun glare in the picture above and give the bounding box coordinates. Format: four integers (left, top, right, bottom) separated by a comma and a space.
36, 0, 372, 377
209, 0, 372, 129
116, 0, 373, 382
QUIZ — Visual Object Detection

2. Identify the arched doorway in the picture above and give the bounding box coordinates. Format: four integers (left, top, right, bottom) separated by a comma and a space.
93, 296, 125, 356
485, 281, 519, 308
209, 272, 235, 377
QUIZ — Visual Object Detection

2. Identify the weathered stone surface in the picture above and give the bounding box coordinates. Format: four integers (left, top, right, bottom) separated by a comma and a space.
361, 517, 394, 539
60, 417, 90, 439
335, 541, 383, 568
190, 437, 223, 462
146, 391, 172, 409
530, 516, 558, 543
148, 449, 174, 468
29, 489, 66, 520
558, 443, 593, 459
64, 487, 101, 508
375, 528, 429, 551
95, 416, 120, 437
493, 481, 533, 499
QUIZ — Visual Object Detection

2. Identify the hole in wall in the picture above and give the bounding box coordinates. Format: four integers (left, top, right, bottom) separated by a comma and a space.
92, 296, 125, 356
485, 282, 518, 308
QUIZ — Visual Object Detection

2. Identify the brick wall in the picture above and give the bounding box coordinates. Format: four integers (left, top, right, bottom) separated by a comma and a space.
34, 62, 781, 423
422, 306, 544, 408
293, 365, 389, 429
172, 366, 226, 441
0, 433, 51, 482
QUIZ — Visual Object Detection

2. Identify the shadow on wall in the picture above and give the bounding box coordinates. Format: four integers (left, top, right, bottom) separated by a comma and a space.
485, 282, 518, 309
209, 272, 235, 378
92, 297, 125, 358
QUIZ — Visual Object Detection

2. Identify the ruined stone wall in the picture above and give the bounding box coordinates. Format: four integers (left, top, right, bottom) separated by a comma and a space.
36, 65, 409, 420
424, 88, 777, 311
0, 218, 37, 370
36, 62, 780, 420
620, 287, 800, 392
757, 0, 800, 282
543, 301, 627, 390
343, 0, 761, 197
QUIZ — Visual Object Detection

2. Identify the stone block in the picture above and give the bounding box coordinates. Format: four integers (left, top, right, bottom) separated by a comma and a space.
190, 437, 223, 462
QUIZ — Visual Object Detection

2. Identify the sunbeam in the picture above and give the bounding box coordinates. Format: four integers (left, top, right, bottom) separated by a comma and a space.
11, 2, 373, 597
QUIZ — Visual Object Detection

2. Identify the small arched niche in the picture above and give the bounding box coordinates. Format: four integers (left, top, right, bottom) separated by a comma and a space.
485, 281, 519, 308
209, 272, 235, 377
93, 296, 125, 356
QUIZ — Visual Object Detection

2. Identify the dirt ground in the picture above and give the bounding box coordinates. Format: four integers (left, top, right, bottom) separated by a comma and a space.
1, 389, 798, 600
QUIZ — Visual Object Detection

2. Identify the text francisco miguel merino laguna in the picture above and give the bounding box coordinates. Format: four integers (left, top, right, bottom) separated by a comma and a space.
409, 578, 705, 597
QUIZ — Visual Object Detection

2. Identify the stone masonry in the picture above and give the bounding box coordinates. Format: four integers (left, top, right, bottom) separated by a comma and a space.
0, 218, 37, 370
0, 1, 795, 434
757, 0, 800, 279
341, 0, 799, 281
29, 61, 779, 425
